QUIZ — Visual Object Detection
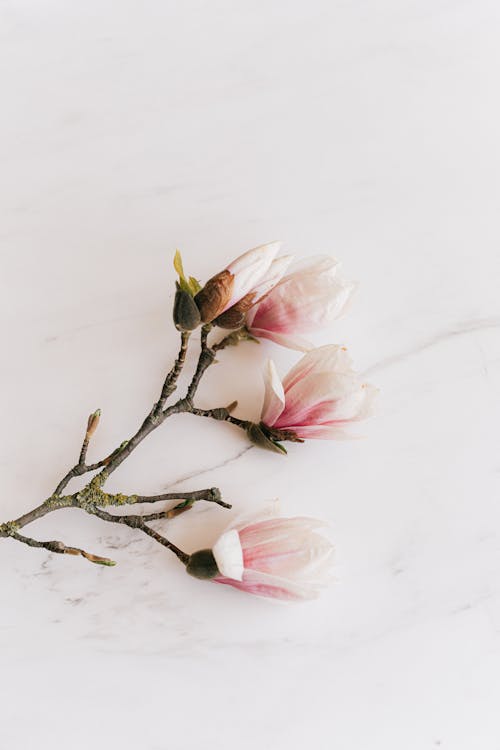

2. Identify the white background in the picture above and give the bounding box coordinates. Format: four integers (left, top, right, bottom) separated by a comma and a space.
1, 1, 500, 748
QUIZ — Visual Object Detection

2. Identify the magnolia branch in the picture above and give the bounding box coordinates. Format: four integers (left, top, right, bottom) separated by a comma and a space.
0, 318, 300, 566
0, 328, 250, 565
155, 330, 191, 414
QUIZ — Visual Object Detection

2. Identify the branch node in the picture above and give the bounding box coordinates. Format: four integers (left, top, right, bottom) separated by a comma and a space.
1, 521, 19, 537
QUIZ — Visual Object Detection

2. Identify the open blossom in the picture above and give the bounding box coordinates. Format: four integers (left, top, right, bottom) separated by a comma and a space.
260, 345, 377, 440
209, 505, 334, 601
194, 242, 292, 324
246, 256, 356, 351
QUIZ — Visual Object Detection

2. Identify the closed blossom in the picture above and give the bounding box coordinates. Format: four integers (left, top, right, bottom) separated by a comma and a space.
210, 504, 334, 601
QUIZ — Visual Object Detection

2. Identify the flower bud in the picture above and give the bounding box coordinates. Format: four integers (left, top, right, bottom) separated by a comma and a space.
185, 549, 220, 579
210, 505, 335, 600
173, 286, 201, 331
86, 409, 101, 438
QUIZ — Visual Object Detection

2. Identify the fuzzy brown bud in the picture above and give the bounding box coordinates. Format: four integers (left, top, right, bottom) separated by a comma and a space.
214, 290, 258, 329
194, 270, 234, 323
86, 409, 101, 438
214, 307, 247, 329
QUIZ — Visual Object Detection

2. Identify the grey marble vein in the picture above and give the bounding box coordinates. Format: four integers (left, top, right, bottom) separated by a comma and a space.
363, 316, 500, 376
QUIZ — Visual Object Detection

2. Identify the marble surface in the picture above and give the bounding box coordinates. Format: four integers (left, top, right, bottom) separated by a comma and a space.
1, 1, 500, 748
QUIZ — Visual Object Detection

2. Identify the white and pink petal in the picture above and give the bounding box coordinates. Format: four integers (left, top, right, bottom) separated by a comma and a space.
244, 326, 314, 353
281, 345, 353, 393
223, 241, 281, 311
212, 528, 244, 581
260, 359, 285, 426
248, 254, 294, 305
214, 568, 322, 601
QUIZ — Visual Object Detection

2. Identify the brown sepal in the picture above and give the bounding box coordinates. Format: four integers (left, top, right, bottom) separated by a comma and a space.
263, 423, 304, 443
194, 270, 234, 323
214, 308, 246, 329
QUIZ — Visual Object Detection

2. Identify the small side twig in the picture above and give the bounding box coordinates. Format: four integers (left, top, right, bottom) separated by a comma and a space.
53, 409, 105, 496
130, 487, 230, 509
7, 529, 115, 566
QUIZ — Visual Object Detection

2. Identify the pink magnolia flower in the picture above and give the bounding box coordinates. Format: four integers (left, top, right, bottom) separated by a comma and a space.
194, 241, 292, 324
260, 345, 377, 440
246, 256, 356, 351
210, 505, 334, 601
